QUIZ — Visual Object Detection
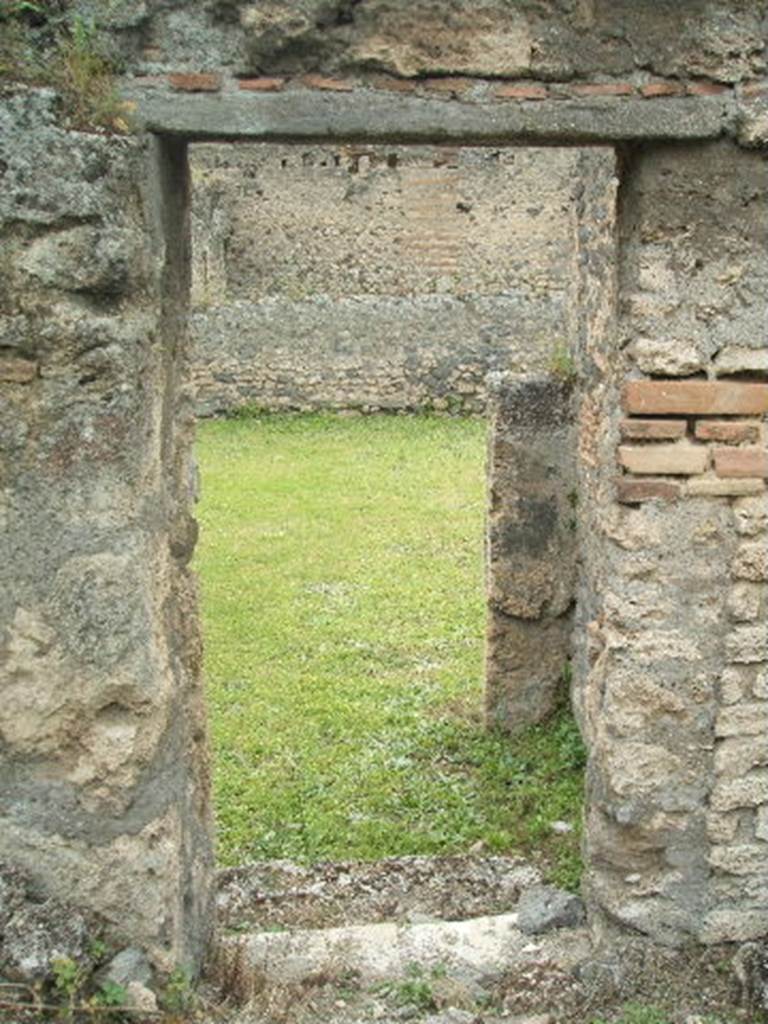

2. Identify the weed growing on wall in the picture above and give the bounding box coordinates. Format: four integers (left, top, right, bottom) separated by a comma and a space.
0, 1, 133, 132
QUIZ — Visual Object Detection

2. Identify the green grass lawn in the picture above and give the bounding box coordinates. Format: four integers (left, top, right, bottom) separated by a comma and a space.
194, 412, 585, 888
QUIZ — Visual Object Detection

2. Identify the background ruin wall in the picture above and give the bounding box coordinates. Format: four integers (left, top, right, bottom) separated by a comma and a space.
1, 0, 767, 977
189, 143, 581, 416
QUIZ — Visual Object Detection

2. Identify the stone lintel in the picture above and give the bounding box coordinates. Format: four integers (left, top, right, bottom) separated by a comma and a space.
120, 87, 729, 144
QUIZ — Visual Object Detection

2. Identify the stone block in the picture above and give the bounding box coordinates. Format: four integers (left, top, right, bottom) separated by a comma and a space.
708, 843, 768, 876
731, 542, 768, 582
711, 772, 768, 811
727, 583, 762, 621
623, 380, 768, 416
720, 667, 745, 705
756, 806, 768, 841
716, 704, 768, 738
727, 627, 768, 664
706, 811, 739, 844
714, 736, 768, 777
733, 494, 768, 536
714, 346, 768, 376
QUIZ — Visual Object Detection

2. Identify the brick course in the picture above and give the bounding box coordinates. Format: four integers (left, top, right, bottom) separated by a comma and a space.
624, 380, 768, 416
618, 441, 709, 475
620, 418, 687, 440
695, 421, 761, 444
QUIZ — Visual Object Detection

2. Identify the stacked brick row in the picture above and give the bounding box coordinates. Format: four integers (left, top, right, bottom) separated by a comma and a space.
617, 380, 768, 503
706, 492, 768, 940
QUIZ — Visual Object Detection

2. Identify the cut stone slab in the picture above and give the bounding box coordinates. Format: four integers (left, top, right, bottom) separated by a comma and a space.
226, 913, 591, 985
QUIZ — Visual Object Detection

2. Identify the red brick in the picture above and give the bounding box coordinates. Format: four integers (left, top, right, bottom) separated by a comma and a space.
695, 421, 761, 444
686, 81, 730, 96
422, 77, 473, 95
0, 357, 37, 383
619, 442, 709, 476
494, 83, 548, 101
620, 418, 687, 441
570, 82, 636, 97
640, 82, 684, 98
624, 380, 768, 417
168, 73, 221, 92
714, 447, 768, 479
302, 74, 354, 92
130, 75, 167, 88
238, 77, 285, 92
617, 477, 682, 504
372, 76, 419, 93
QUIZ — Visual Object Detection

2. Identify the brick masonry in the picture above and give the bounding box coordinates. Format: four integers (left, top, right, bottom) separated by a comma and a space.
617, 380, 768, 503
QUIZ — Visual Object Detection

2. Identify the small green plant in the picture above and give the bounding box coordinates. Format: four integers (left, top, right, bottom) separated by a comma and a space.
0, 3, 134, 133
51, 956, 87, 1020
375, 963, 442, 1012
550, 343, 577, 381
591, 1003, 672, 1024
161, 965, 195, 1017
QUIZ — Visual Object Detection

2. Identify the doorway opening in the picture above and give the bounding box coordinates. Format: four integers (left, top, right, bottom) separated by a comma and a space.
186, 141, 586, 888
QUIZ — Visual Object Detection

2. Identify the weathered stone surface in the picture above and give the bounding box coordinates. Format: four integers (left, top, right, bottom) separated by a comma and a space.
125, 87, 728, 145
0, 90, 213, 973
485, 373, 579, 732
711, 773, 768, 812
621, 145, 768, 372
708, 844, 768, 877
714, 345, 768, 376
726, 583, 762, 622
95, 948, 153, 990
727, 627, 768, 664
110, 0, 768, 83
732, 542, 768, 582
517, 886, 586, 935
714, 737, 768, 778
0, 862, 89, 982
734, 494, 768, 536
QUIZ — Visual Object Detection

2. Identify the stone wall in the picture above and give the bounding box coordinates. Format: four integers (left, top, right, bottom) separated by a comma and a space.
0, 88, 213, 973
577, 140, 768, 946
189, 143, 582, 415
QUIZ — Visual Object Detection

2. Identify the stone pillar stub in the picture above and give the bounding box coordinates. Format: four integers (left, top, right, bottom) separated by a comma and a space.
485, 373, 577, 732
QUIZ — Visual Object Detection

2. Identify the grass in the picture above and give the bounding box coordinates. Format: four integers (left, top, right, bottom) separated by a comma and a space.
194, 412, 585, 888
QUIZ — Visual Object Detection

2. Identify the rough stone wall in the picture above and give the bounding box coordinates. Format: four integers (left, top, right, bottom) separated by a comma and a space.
0, 89, 213, 973
189, 143, 582, 415
83, 0, 768, 85
577, 140, 768, 946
